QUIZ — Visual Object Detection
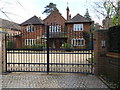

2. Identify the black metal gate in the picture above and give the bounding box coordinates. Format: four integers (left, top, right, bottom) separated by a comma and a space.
6, 25, 94, 74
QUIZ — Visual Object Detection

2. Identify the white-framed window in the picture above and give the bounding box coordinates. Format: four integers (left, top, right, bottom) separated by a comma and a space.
73, 24, 83, 31
26, 25, 34, 32
49, 25, 61, 32
25, 39, 36, 46
72, 38, 85, 46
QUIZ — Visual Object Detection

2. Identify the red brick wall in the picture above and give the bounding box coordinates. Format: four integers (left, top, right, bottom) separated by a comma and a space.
66, 23, 91, 33
66, 22, 91, 48
44, 10, 66, 26
94, 30, 120, 88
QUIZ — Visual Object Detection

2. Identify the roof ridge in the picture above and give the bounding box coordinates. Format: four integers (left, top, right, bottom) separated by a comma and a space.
44, 10, 66, 21
66, 13, 92, 23
21, 15, 44, 25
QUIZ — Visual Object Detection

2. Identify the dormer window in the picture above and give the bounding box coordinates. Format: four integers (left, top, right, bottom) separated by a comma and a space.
74, 24, 83, 31
26, 25, 34, 32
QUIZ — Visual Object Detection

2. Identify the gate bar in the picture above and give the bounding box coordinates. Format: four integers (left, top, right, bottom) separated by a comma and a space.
46, 25, 49, 73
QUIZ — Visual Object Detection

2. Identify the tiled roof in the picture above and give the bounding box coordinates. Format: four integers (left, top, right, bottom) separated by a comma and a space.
21, 15, 44, 25
0, 18, 21, 31
66, 13, 92, 23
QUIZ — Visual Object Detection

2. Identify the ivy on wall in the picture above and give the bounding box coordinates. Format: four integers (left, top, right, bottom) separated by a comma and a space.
83, 31, 91, 49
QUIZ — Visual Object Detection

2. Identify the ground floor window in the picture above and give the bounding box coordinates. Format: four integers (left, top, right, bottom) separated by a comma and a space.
25, 39, 36, 46
72, 38, 85, 46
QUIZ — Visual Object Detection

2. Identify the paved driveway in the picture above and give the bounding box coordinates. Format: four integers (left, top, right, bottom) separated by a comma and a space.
1, 73, 109, 89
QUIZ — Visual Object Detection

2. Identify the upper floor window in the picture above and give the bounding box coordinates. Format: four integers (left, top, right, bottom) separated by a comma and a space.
49, 25, 61, 32
26, 25, 34, 32
73, 24, 83, 31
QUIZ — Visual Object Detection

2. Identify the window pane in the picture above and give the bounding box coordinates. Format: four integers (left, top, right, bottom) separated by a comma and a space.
73, 39, 75, 46
73, 24, 83, 31
81, 40, 84, 45
78, 40, 80, 45
32, 25, 34, 32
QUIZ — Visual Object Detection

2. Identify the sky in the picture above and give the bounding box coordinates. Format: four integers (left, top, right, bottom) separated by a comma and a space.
0, 0, 105, 25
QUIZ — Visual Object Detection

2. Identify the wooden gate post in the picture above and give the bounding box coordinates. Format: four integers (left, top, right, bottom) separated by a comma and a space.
0, 31, 7, 74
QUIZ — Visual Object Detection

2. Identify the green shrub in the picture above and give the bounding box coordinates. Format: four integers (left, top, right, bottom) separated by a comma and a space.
7, 40, 14, 49
32, 44, 42, 49
32, 43, 46, 49
86, 54, 94, 63
83, 31, 91, 49
109, 25, 120, 53
63, 43, 73, 51
63, 43, 73, 48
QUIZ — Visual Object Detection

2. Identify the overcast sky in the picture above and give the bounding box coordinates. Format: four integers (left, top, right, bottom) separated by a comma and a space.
0, 0, 104, 25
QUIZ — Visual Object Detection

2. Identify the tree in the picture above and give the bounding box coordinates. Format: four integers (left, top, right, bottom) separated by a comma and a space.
42, 2, 58, 15
92, 0, 120, 26
84, 9, 91, 20
112, 1, 120, 25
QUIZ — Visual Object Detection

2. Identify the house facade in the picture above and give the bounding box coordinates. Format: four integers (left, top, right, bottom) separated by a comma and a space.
20, 16, 44, 48
65, 14, 92, 48
0, 18, 21, 49
0, 18, 21, 34
19, 7, 93, 49
43, 10, 67, 48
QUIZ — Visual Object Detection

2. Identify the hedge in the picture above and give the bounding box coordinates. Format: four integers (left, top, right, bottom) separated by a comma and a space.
109, 25, 120, 53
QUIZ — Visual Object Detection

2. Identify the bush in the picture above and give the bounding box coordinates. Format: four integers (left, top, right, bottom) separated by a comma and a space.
83, 31, 91, 49
32, 44, 42, 48
86, 54, 94, 64
7, 40, 15, 49
63, 43, 73, 51
32, 43, 46, 50
63, 43, 73, 48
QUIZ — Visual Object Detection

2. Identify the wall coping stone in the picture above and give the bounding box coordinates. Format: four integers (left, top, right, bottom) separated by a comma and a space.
106, 52, 120, 59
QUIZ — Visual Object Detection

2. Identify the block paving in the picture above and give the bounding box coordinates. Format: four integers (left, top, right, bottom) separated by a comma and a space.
1, 73, 109, 89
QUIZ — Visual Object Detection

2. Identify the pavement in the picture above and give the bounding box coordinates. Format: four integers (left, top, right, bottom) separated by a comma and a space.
1, 72, 109, 89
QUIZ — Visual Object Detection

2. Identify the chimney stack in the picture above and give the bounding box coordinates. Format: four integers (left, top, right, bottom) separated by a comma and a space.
66, 6, 70, 20
69, 14, 71, 20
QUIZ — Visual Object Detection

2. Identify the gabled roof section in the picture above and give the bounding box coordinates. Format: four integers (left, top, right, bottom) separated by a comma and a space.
43, 9, 66, 24
0, 18, 21, 31
21, 15, 44, 26
66, 13, 92, 23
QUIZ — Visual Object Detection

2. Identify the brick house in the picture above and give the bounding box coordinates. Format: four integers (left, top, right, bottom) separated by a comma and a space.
20, 7, 93, 49
20, 15, 44, 48
65, 13, 93, 48
0, 18, 21, 34
43, 9, 67, 48
0, 18, 21, 49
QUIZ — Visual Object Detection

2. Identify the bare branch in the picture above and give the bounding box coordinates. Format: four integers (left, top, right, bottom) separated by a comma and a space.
91, 4, 106, 16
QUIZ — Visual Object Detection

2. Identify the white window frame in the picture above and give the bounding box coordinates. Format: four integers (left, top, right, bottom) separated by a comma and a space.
72, 38, 85, 46
73, 24, 83, 31
26, 25, 34, 32
49, 25, 61, 32
25, 39, 36, 46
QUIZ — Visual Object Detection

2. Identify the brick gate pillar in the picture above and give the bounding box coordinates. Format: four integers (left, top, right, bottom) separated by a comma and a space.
0, 31, 6, 74
94, 29, 109, 75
